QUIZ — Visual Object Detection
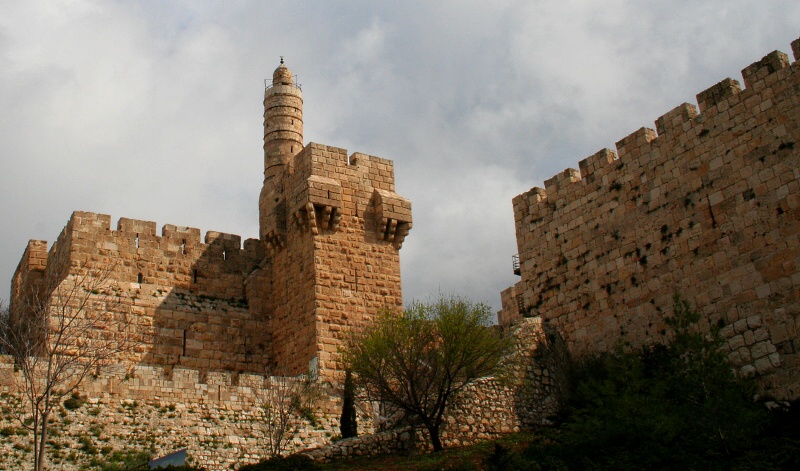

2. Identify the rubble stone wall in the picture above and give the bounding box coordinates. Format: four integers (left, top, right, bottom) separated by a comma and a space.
0, 355, 342, 471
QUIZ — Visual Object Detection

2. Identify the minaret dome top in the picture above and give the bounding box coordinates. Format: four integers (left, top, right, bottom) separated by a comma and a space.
273, 57, 294, 86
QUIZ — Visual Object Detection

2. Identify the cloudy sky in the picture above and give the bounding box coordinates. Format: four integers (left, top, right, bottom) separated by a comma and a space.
1, 1, 798, 314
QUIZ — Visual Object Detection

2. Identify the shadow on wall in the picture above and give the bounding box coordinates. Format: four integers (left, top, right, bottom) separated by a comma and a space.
11, 212, 275, 381
123, 219, 273, 378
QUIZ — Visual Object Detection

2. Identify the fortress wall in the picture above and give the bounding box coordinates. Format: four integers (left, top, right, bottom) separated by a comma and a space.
9, 240, 48, 314
501, 39, 800, 399
497, 282, 524, 327
11, 212, 272, 374
0, 318, 556, 469
61, 211, 263, 299
262, 231, 319, 375
261, 143, 321, 375
0, 319, 555, 470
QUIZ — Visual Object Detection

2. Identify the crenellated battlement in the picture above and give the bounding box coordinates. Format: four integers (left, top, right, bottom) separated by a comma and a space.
67, 211, 257, 255
520, 40, 800, 221
293, 143, 397, 192
12, 211, 266, 327
273, 142, 411, 247
503, 36, 800, 399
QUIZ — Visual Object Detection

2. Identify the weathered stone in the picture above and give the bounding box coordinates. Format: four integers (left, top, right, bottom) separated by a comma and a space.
499, 36, 800, 401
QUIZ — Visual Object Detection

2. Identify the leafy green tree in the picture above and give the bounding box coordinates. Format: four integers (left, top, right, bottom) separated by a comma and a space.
343, 296, 515, 451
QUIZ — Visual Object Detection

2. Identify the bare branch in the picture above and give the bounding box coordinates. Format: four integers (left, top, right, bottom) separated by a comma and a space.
251, 366, 319, 458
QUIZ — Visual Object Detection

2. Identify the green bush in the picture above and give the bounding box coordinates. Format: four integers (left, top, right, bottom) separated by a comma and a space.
237, 454, 320, 471
89, 449, 150, 471
63, 392, 86, 410
513, 296, 793, 471
484, 443, 537, 471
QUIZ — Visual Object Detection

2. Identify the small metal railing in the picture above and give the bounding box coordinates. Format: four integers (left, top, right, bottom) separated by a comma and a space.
264, 77, 302, 91
512, 254, 521, 276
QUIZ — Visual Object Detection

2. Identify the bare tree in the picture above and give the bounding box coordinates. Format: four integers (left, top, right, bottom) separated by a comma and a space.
342, 296, 515, 452
0, 300, 10, 355
0, 262, 132, 471
252, 367, 319, 458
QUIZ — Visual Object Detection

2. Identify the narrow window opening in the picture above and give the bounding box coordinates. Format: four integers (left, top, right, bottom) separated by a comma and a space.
137, 273, 143, 284
182, 330, 187, 357
193, 269, 198, 283
135, 233, 139, 248
181, 239, 186, 255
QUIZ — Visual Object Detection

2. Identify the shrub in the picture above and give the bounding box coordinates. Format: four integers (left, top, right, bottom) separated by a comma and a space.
521, 296, 778, 470
90, 449, 207, 471
237, 454, 320, 471
63, 392, 85, 411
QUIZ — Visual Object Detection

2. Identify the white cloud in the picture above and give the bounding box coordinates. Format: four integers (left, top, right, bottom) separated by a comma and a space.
1, 0, 799, 315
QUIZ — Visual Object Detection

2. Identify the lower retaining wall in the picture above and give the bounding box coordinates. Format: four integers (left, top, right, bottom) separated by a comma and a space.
301, 427, 416, 461
301, 318, 559, 461
0, 318, 556, 470
0, 357, 342, 471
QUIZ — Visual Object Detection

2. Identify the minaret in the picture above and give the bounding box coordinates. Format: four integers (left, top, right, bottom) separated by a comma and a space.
260, 58, 303, 241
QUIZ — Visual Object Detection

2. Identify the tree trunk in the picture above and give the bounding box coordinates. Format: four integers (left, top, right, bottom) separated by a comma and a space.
36, 410, 49, 471
32, 413, 40, 471
340, 370, 358, 438
428, 425, 443, 452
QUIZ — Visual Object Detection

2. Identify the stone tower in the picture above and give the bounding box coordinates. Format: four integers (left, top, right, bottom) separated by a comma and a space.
11, 58, 413, 382
253, 60, 413, 378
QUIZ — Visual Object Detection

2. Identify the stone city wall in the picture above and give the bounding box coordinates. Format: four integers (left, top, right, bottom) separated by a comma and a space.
500, 38, 800, 399
11, 211, 272, 374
